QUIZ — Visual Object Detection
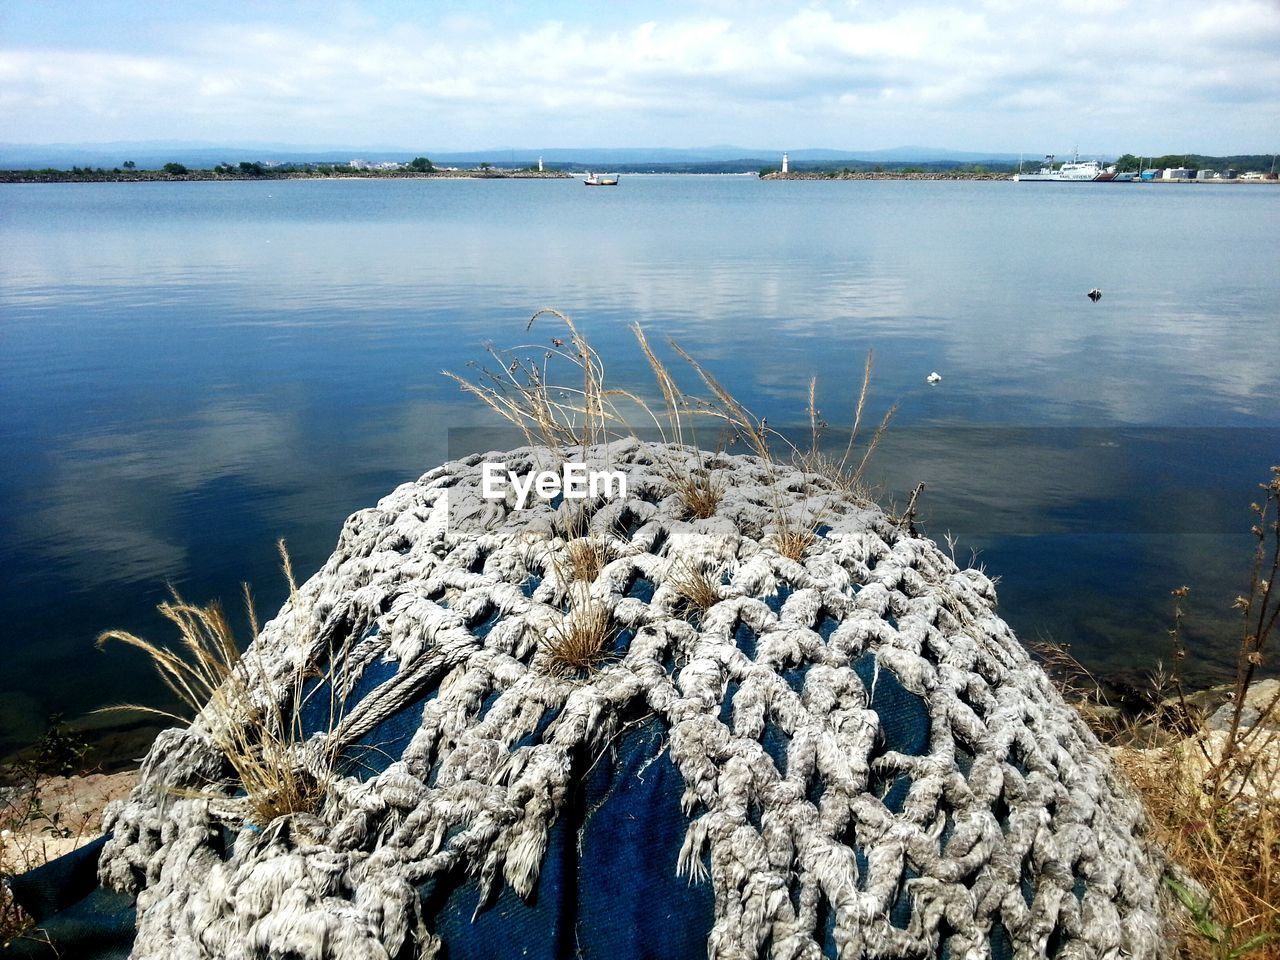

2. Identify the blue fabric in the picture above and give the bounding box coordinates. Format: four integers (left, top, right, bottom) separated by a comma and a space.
2, 653, 1014, 959
7, 834, 109, 922
3, 835, 135, 960
419, 718, 715, 960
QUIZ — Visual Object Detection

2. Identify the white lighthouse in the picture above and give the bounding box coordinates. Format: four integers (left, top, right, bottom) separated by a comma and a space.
781, 152, 789, 174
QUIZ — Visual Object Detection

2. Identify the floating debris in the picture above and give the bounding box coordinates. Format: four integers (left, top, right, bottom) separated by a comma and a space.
926, 371, 942, 384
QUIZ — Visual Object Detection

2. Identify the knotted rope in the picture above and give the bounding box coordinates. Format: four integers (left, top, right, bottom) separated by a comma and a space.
100, 439, 1168, 959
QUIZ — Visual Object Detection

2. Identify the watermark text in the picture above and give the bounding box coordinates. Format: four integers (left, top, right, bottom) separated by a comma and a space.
480, 462, 627, 510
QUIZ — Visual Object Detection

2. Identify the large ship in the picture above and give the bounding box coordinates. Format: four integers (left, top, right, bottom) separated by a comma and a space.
1014, 153, 1129, 182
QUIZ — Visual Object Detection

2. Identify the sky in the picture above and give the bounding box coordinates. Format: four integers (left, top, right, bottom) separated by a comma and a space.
1, 0, 1277, 155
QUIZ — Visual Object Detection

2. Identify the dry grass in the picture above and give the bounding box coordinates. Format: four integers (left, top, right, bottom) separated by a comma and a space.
772, 514, 819, 561
798, 352, 898, 495
671, 468, 725, 520
563, 536, 613, 584
543, 598, 615, 677
549, 503, 617, 584
1028, 636, 1121, 735
95, 541, 345, 827
444, 310, 896, 502
442, 308, 664, 453
1118, 731, 1280, 959
668, 558, 722, 620
1043, 467, 1280, 959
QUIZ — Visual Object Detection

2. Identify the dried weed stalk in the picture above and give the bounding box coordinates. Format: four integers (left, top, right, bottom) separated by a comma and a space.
445, 310, 898, 530
1044, 467, 1280, 959
95, 541, 348, 827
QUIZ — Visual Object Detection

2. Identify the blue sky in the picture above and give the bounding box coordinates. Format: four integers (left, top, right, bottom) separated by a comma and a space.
2, 0, 1277, 153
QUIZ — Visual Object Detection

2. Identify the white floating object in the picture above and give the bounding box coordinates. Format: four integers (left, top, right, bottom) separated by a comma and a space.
926, 371, 942, 384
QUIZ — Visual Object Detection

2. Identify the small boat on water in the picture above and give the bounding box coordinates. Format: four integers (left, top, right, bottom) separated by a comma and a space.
584, 171, 619, 186
1014, 151, 1131, 183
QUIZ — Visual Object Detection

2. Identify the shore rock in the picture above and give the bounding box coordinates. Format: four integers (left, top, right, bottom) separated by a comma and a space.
1206, 677, 1280, 733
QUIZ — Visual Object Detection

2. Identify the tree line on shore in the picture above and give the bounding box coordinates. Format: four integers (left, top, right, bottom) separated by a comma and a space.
3, 151, 1273, 183
1111, 153, 1275, 172
0, 156, 447, 182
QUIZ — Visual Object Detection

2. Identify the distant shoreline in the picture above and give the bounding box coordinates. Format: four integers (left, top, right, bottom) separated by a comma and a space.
762, 170, 1280, 184
0, 169, 574, 184
762, 170, 1009, 181
7, 168, 1276, 185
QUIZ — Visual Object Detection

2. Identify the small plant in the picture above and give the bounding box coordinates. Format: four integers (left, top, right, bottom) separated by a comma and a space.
772, 514, 819, 561
95, 542, 347, 827
1102, 466, 1280, 959
671, 468, 724, 520
543, 598, 615, 677
27, 715, 90, 778
668, 557, 722, 621
563, 536, 613, 584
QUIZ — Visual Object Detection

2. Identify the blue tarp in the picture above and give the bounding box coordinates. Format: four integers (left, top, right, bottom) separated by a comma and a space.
3, 835, 135, 959
2, 654, 1017, 958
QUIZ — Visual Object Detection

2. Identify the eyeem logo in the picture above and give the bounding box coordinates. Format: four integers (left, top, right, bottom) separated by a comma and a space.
481, 462, 627, 510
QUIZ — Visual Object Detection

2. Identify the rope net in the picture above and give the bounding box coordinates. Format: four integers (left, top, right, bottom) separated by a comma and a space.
99, 440, 1168, 959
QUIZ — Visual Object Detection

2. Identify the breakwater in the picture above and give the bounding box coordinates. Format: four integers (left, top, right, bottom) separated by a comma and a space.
0, 168, 573, 184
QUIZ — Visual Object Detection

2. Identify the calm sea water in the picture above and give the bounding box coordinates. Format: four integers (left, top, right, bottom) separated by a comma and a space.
1, 176, 1277, 756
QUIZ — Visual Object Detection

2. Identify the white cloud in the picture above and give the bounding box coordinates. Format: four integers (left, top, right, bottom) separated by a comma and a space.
0, 0, 1275, 150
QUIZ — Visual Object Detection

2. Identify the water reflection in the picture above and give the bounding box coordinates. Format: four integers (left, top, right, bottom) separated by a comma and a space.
1, 177, 1277, 755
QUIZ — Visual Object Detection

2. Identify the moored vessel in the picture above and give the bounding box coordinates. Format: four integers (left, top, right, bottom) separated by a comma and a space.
1014, 152, 1130, 183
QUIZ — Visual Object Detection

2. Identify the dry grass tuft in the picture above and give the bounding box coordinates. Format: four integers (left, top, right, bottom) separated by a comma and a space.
95, 541, 343, 827
544, 599, 615, 677
773, 519, 818, 561
563, 536, 613, 584
798, 351, 898, 494
668, 558, 722, 620
672, 469, 725, 520
549, 503, 618, 585
445, 311, 898, 501
442, 309, 671, 454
